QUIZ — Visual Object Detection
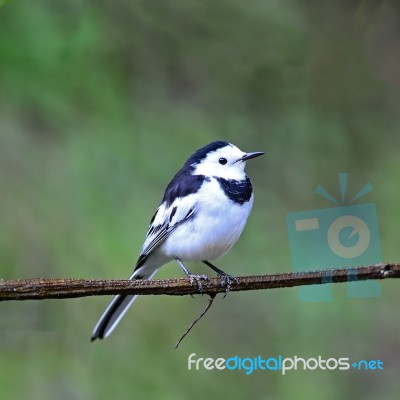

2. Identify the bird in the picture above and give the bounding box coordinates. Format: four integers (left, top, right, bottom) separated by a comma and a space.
91, 140, 264, 341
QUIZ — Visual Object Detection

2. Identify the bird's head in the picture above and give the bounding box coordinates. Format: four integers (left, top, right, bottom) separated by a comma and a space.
185, 141, 264, 180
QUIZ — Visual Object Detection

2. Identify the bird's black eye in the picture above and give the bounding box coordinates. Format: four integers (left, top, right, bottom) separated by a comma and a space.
218, 157, 227, 165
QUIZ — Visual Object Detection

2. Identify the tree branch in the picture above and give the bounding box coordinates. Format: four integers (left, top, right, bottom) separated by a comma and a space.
0, 263, 399, 301
174, 293, 217, 349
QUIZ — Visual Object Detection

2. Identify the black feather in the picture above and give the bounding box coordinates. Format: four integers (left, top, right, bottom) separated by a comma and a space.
91, 294, 127, 340
169, 206, 177, 222
162, 171, 209, 206
183, 140, 231, 168
216, 176, 253, 204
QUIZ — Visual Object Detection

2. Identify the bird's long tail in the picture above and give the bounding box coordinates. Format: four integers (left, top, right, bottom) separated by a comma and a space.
91, 269, 155, 341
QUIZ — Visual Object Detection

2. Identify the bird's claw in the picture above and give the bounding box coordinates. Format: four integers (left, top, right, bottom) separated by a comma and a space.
188, 273, 209, 293
217, 273, 240, 297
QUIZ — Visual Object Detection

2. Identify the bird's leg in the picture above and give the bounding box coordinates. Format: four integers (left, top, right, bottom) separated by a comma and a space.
202, 260, 239, 297
176, 258, 209, 293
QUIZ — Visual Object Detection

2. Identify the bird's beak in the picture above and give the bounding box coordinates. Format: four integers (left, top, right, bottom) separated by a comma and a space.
240, 151, 265, 162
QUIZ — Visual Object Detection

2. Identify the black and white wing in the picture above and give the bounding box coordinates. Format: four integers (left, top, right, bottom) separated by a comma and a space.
134, 171, 206, 270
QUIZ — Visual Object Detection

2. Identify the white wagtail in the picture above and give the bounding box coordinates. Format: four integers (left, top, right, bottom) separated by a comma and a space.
91, 141, 264, 341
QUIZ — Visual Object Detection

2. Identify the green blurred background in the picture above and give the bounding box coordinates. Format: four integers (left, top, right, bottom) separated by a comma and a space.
1, 0, 400, 398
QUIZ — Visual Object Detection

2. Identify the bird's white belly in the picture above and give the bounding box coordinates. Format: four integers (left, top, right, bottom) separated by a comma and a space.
162, 186, 254, 261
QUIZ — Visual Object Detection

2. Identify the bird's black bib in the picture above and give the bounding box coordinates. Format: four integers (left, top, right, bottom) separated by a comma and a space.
216, 176, 253, 204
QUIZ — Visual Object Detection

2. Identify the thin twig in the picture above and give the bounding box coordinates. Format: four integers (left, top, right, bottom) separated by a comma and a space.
0, 263, 399, 301
174, 294, 217, 349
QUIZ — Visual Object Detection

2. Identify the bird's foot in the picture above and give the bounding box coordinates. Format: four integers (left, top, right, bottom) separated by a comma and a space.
187, 273, 209, 293
176, 258, 209, 294
217, 273, 240, 298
